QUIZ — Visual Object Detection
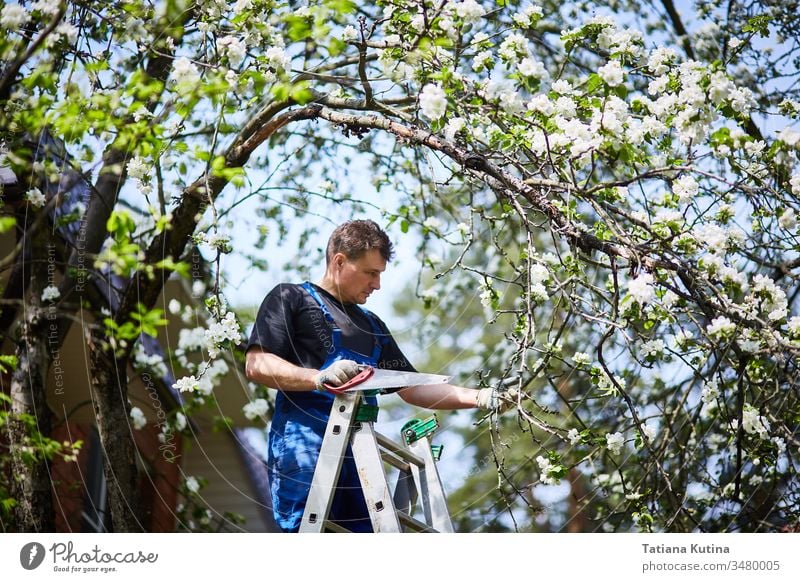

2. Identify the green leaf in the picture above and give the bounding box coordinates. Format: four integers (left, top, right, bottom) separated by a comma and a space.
585, 73, 603, 93
0, 355, 18, 373
290, 81, 314, 105
324, 0, 357, 14
285, 15, 312, 41
0, 216, 16, 234
328, 38, 346, 57
106, 210, 135, 239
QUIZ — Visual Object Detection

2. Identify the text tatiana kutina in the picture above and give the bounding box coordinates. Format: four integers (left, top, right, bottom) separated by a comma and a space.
643, 544, 731, 554
49, 542, 158, 564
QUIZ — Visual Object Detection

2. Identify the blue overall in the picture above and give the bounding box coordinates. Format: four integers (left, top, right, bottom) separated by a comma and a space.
267, 282, 385, 532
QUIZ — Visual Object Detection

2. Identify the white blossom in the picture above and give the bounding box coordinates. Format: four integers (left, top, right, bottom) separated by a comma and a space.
25, 187, 46, 208
641, 422, 657, 443
419, 84, 447, 120
130, 407, 147, 430
536, 455, 562, 485
530, 263, 549, 285
567, 428, 581, 445
266, 46, 290, 73
206, 232, 232, 252
518, 58, 548, 80
185, 476, 200, 494
173, 375, 200, 393
513, 5, 543, 28
498, 33, 529, 60
205, 311, 243, 358
751, 274, 788, 321
243, 398, 269, 420
342, 25, 357, 41
192, 280, 206, 297
233, 0, 252, 13
54, 22, 78, 44
527, 94, 554, 116
423, 216, 443, 232
639, 339, 665, 359
787, 315, 800, 338
479, 280, 495, 309
572, 352, 591, 366
551, 80, 573, 94
701, 379, 719, 405
530, 283, 549, 303
598, 60, 624, 86
41, 285, 60, 302
742, 405, 770, 439
455, 0, 485, 24
707, 316, 736, 339
472, 50, 493, 72
673, 175, 699, 203
32, 0, 61, 16
779, 208, 797, 230
133, 343, 168, 378
1, 4, 30, 30
126, 156, 150, 181
178, 327, 206, 352
171, 57, 201, 86
694, 224, 728, 253
444, 117, 466, 140
790, 175, 800, 197
174, 411, 187, 431
627, 273, 656, 305
606, 432, 625, 455
217, 36, 247, 67
777, 127, 800, 148
554, 96, 577, 118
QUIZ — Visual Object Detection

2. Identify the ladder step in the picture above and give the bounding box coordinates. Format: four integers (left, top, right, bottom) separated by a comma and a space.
322, 514, 438, 533
380, 450, 411, 472
322, 520, 352, 533
397, 511, 437, 533
375, 432, 425, 467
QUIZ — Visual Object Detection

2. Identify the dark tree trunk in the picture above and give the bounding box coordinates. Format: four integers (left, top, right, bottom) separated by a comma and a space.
8, 222, 54, 532
86, 327, 143, 532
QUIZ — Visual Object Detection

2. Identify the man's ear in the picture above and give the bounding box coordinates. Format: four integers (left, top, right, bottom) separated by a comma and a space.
333, 252, 346, 270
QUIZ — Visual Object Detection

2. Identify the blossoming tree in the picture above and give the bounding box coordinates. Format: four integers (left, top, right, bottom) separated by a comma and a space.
1, 0, 798, 531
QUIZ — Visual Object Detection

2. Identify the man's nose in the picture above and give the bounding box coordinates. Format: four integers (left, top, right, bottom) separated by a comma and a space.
373, 274, 381, 290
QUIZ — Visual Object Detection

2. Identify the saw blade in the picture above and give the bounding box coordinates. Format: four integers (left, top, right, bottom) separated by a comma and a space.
342, 368, 450, 392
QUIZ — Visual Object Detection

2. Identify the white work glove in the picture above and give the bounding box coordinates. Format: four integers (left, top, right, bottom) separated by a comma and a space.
476, 387, 518, 414
314, 360, 361, 392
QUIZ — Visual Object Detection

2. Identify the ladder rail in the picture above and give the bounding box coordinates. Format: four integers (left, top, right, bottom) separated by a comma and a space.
350, 421, 403, 532
299, 396, 358, 533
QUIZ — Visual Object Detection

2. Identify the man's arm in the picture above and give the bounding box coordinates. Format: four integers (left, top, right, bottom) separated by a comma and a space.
397, 383, 479, 410
245, 347, 317, 391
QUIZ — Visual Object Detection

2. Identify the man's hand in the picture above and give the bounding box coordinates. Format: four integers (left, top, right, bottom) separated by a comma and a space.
476, 387, 518, 414
314, 360, 361, 392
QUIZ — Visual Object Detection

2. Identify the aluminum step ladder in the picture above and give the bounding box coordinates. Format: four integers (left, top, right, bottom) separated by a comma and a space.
299, 392, 454, 533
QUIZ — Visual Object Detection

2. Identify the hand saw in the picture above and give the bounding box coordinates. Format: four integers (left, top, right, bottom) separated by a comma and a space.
324, 366, 450, 394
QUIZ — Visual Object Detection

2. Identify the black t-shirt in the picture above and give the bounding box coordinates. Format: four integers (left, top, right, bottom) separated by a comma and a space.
246, 282, 416, 373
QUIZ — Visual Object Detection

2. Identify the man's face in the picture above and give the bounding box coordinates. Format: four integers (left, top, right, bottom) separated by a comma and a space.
331, 249, 386, 304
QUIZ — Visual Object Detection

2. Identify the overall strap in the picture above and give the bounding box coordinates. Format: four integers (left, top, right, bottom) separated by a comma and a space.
358, 306, 388, 361
301, 282, 339, 328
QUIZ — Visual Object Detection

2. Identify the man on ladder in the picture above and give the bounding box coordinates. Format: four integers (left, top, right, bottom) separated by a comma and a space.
245, 219, 515, 532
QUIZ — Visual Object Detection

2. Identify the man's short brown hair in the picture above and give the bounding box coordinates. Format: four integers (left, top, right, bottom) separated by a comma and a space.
326, 219, 395, 264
